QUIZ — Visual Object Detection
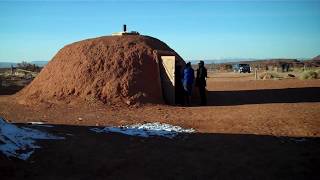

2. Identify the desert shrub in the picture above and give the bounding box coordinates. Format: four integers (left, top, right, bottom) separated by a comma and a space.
292, 67, 304, 73
218, 64, 233, 71
259, 72, 282, 80
300, 70, 318, 80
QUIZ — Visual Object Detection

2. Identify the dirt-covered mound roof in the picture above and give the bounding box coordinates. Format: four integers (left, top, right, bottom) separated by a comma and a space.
17, 35, 185, 105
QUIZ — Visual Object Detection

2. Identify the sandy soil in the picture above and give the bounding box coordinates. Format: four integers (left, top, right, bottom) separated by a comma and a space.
0, 72, 319, 179
1, 72, 319, 137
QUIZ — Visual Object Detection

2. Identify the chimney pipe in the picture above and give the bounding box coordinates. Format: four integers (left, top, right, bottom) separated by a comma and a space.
123, 24, 127, 32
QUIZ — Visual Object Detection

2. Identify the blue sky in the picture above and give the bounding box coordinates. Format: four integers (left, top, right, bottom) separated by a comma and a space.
0, 0, 320, 62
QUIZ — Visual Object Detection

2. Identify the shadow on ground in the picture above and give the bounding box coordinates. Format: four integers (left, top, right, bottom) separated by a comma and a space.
0, 85, 24, 95
206, 87, 320, 106
0, 124, 319, 180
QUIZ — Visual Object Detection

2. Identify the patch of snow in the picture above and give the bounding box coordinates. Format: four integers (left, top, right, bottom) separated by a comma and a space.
0, 118, 64, 160
28, 121, 45, 125
91, 122, 195, 138
27, 122, 54, 128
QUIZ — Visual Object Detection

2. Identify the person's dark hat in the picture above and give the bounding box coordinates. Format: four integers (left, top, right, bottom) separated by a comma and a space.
198, 60, 204, 65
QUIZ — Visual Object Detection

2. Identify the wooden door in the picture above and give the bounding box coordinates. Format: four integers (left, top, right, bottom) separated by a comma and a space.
160, 56, 175, 105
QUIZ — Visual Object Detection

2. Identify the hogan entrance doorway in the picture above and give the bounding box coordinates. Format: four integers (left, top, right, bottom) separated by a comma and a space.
160, 56, 175, 105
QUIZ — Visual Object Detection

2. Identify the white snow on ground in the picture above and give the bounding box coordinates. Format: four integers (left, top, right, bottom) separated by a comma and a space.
28, 121, 46, 125
0, 118, 64, 160
91, 122, 195, 138
27, 121, 55, 128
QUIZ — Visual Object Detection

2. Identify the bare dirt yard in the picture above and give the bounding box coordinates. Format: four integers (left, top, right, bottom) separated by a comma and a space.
0, 72, 319, 179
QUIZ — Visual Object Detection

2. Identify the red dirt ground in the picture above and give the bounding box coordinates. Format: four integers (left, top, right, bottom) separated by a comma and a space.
0, 72, 319, 179
1, 73, 319, 137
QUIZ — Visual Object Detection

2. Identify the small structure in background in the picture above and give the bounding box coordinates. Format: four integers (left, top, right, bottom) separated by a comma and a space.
10, 65, 16, 75
112, 24, 140, 36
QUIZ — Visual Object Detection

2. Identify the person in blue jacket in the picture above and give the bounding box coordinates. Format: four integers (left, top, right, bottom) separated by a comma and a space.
182, 62, 194, 106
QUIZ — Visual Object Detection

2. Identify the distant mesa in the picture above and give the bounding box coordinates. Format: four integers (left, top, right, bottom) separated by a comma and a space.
0, 61, 48, 68
16, 33, 185, 106
312, 55, 320, 61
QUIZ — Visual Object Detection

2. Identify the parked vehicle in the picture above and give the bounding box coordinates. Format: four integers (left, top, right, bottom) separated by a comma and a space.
233, 64, 251, 73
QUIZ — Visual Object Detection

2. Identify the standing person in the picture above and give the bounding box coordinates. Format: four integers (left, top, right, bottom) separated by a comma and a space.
175, 65, 184, 105
182, 62, 194, 106
196, 60, 207, 105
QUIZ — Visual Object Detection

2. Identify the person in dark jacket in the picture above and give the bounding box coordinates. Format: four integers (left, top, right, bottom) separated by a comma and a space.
182, 62, 194, 106
175, 65, 184, 105
196, 60, 207, 105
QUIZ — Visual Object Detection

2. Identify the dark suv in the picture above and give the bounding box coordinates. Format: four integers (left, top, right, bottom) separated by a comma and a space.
233, 64, 251, 73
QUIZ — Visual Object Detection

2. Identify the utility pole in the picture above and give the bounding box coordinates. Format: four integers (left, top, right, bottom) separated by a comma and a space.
255, 68, 258, 80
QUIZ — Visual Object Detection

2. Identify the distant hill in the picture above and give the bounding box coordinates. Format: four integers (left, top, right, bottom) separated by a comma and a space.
0, 62, 17, 68
238, 59, 299, 64
312, 55, 320, 61
189, 58, 257, 64
190, 57, 320, 71
30, 61, 48, 67
303, 55, 320, 67
0, 61, 48, 68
